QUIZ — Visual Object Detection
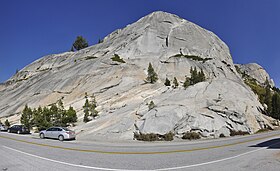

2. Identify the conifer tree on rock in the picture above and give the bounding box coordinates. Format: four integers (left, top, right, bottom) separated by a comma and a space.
271, 93, 280, 119
146, 63, 158, 84
72, 36, 89, 51
164, 78, 171, 86
83, 98, 90, 123
173, 77, 179, 88
183, 77, 191, 89
89, 94, 98, 118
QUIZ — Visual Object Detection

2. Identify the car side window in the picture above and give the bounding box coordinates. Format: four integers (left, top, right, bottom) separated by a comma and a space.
57, 128, 62, 131
53, 128, 58, 131
47, 128, 54, 131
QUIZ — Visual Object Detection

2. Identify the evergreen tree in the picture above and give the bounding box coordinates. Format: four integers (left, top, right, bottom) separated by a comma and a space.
198, 69, 206, 82
148, 101, 156, 111
164, 78, 171, 86
5, 119, 10, 127
89, 95, 98, 118
146, 63, 158, 84
189, 67, 206, 85
98, 38, 103, 44
52, 100, 65, 126
64, 106, 77, 125
183, 77, 191, 89
191, 67, 199, 85
32, 106, 43, 128
83, 98, 90, 123
173, 77, 179, 88
271, 93, 280, 119
21, 104, 33, 129
39, 107, 52, 131
72, 36, 89, 51
50, 104, 58, 124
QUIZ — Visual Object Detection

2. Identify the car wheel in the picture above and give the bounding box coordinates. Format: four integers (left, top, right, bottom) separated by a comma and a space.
17, 130, 20, 134
40, 133, 45, 139
58, 135, 64, 141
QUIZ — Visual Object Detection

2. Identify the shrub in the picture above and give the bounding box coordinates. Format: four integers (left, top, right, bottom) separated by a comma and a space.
219, 133, 226, 138
182, 132, 200, 140
173, 54, 212, 63
85, 56, 97, 60
111, 54, 125, 63
256, 128, 271, 134
230, 130, 249, 136
162, 132, 174, 141
134, 132, 174, 141
134, 132, 159, 141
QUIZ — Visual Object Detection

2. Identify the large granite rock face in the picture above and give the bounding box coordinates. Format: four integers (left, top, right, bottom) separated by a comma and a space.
235, 63, 274, 87
0, 11, 273, 140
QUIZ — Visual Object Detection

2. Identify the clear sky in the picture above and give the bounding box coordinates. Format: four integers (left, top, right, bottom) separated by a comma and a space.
0, 0, 279, 87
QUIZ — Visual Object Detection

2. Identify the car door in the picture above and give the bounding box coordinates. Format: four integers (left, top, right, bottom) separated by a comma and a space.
12, 125, 17, 133
45, 128, 54, 138
52, 128, 61, 139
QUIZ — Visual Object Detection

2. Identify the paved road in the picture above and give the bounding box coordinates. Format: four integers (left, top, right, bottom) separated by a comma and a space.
0, 130, 280, 171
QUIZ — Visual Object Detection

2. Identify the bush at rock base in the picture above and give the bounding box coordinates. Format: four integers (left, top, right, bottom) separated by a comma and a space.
134, 132, 174, 141
230, 130, 249, 136
182, 132, 200, 140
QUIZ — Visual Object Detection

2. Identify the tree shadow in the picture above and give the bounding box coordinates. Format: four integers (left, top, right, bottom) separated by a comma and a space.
250, 138, 280, 149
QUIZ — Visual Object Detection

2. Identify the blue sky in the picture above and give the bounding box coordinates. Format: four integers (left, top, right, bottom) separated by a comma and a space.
0, 0, 279, 87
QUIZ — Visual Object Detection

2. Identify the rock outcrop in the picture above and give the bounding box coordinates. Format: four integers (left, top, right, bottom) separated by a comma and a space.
0, 11, 274, 140
235, 63, 274, 87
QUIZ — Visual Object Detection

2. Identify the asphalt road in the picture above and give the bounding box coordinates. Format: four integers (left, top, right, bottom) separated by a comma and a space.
0, 130, 280, 171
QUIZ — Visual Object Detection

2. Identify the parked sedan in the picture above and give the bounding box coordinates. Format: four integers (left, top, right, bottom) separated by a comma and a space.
0, 124, 8, 131
7, 125, 30, 134
39, 127, 76, 141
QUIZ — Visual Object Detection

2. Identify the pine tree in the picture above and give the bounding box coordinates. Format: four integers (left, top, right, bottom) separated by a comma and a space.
146, 63, 158, 84
54, 99, 65, 126
32, 106, 43, 128
21, 104, 33, 129
148, 101, 156, 111
5, 119, 10, 127
83, 98, 90, 123
89, 94, 98, 118
271, 93, 280, 119
72, 36, 89, 51
50, 104, 58, 124
198, 69, 206, 82
98, 38, 103, 44
64, 106, 77, 125
164, 78, 171, 86
173, 77, 179, 88
183, 77, 191, 89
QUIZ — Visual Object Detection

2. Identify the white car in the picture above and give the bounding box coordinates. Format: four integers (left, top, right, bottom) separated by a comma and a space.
39, 127, 76, 141
0, 124, 8, 131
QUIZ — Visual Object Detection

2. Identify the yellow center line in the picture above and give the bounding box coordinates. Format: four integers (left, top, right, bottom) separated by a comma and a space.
0, 133, 278, 155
